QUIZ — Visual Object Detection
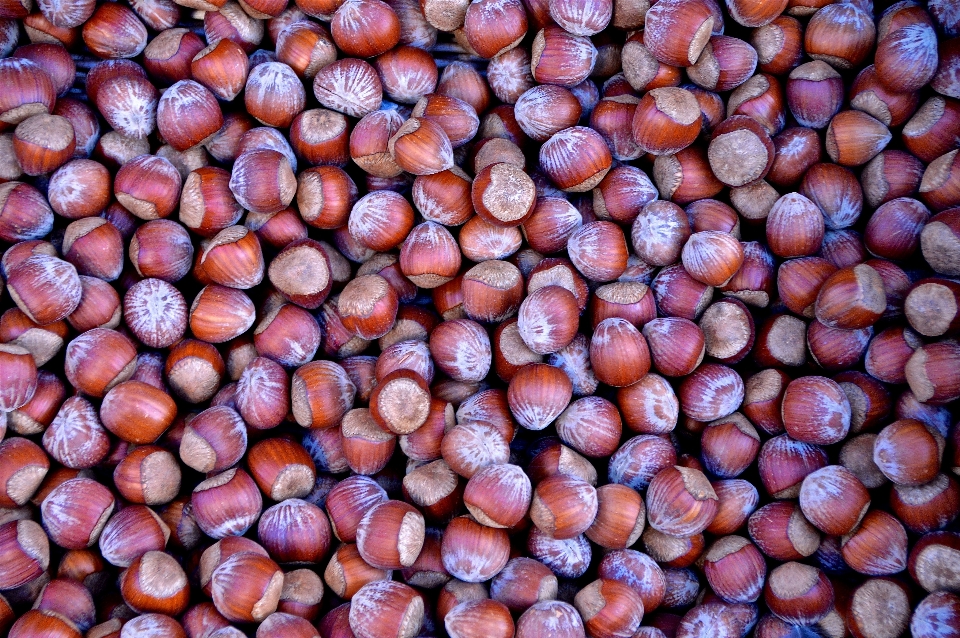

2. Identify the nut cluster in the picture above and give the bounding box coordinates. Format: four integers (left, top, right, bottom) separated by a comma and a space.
0, 0, 960, 637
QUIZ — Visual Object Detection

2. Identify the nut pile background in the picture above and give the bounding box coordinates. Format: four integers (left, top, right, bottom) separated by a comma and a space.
1, 0, 960, 636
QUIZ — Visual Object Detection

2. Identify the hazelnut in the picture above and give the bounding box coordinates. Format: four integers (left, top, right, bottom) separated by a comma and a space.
707, 115, 775, 187
840, 509, 908, 576
530, 473, 598, 540
891, 473, 960, 533
507, 362, 573, 431
845, 578, 911, 638
325, 475, 388, 544
641, 527, 704, 568
826, 110, 892, 167
349, 580, 423, 638
702, 536, 766, 603
42, 395, 110, 470
330, 0, 400, 58
472, 162, 537, 226
8, 610, 82, 638
727, 72, 787, 136
191, 40, 250, 102
781, 376, 851, 445
389, 116, 454, 175
758, 434, 828, 499
909, 531, 960, 593
191, 468, 263, 539
574, 578, 644, 638
632, 88, 702, 156
701, 413, 760, 479
40, 477, 114, 549
0, 344, 37, 413
267, 238, 333, 309
650, 263, 714, 321
540, 126, 612, 192
11, 113, 74, 176
631, 200, 690, 267
490, 556, 558, 612
120, 550, 190, 615
616, 374, 679, 435
911, 591, 960, 638
441, 420, 510, 479
688, 35, 758, 92
748, 500, 820, 562
530, 26, 597, 88
463, 463, 531, 529
786, 61, 843, 130
678, 363, 744, 422
412, 168, 473, 226
441, 515, 510, 582
643, 0, 716, 67
313, 58, 384, 119
113, 445, 181, 506
157, 80, 223, 152
445, 599, 514, 638
32, 577, 96, 631
276, 22, 336, 81
708, 479, 759, 536
763, 562, 834, 626
799, 465, 870, 535
324, 542, 391, 599
646, 466, 718, 537
872, 418, 942, 488
356, 499, 425, 570
516, 600, 585, 638
585, 483, 646, 550
97, 505, 171, 569
211, 551, 284, 623
100, 380, 176, 444
341, 408, 396, 475
681, 231, 744, 287
556, 395, 622, 458
804, 2, 874, 69
82, 3, 148, 58
258, 498, 331, 565
606, 436, 673, 497
815, 264, 887, 330
457, 0, 525, 58
429, 318, 492, 383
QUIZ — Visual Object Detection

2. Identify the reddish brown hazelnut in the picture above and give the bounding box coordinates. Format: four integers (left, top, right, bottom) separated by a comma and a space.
643, 0, 717, 67
840, 509, 908, 576
646, 466, 718, 538
799, 465, 870, 536
763, 562, 834, 626
632, 88, 702, 157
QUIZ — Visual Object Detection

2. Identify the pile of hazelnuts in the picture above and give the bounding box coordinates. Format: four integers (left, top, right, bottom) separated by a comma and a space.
1, 0, 960, 636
